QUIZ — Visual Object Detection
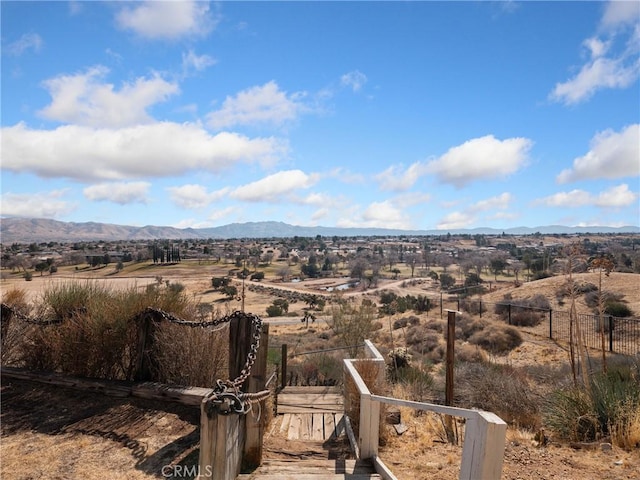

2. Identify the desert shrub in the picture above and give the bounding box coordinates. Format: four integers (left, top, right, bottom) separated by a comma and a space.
393, 365, 434, 401
460, 298, 486, 315
6, 281, 222, 385
468, 325, 522, 355
454, 314, 487, 341
455, 344, 487, 363
510, 309, 544, 327
544, 362, 640, 448
405, 325, 440, 356
266, 304, 283, 317
392, 317, 408, 330
494, 294, 550, 326
604, 301, 633, 318
423, 319, 445, 333
455, 362, 539, 428
584, 290, 624, 309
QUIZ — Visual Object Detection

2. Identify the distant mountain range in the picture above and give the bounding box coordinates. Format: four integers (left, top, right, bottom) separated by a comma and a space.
1, 217, 638, 243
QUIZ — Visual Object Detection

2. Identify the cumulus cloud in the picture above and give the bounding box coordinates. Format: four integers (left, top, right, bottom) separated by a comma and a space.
550, 1, 640, 104
230, 170, 318, 202
425, 135, 532, 187
182, 50, 216, 76
435, 192, 513, 230
6, 33, 43, 56
167, 184, 229, 209
207, 81, 307, 130
0, 190, 75, 218
557, 124, 639, 183
360, 201, 412, 229
375, 161, 428, 192
468, 192, 513, 212
534, 184, 637, 208
340, 70, 368, 92
436, 211, 475, 230
83, 181, 150, 204
2, 122, 288, 181
115, 0, 215, 40
38, 66, 179, 128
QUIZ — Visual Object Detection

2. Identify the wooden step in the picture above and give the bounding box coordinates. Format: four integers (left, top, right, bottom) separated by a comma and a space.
237, 458, 381, 479
237, 474, 382, 479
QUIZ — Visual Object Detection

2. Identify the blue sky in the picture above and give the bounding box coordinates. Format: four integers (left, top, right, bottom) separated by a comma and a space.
1, 1, 639, 231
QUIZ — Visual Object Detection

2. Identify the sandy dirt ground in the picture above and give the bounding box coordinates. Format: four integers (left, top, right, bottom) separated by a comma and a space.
1, 265, 638, 479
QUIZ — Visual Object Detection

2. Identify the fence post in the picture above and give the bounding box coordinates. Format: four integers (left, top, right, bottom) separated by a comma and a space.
608, 316, 614, 352
459, 411, 506, 480
281, 344, 288, 390
1, 304, 12, 350
445, 310, 456, 444
359, 393, 380, 459
242, 323, 269, 472
508, 304, 512, 326
134, 311, 158, 381
198, 403, 244, 480
479, 300, 482, 319
549, 309, 553, 340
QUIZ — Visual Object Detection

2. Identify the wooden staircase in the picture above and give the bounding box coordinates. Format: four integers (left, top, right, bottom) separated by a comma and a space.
237, 386, 381, 479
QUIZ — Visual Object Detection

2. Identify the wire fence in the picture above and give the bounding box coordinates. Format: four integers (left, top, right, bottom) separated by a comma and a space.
436, 296, 640, 356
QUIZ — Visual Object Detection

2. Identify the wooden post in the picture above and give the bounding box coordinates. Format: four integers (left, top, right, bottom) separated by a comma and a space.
1, 304, 12, 350
198, 402, 244, 480
281, 344, 288, 390
242, 323, 269, 472
359, 393, 380, 459
229, 313, 252, 390
445, 310, 456, 444
134, 311, 158, 382
460, 411, 506, 480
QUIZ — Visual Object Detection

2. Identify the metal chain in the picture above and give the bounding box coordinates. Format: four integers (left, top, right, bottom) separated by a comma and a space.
3, 302, 268, 415
1, 303, 66, 326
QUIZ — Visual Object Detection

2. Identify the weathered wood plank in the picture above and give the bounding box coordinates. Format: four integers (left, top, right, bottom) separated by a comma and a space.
0, 366, 209, 407
300, 413, 312, 440
279, 386, 341, 394
287, 413, 302, 440
237, 475, 381, 480
279, 413, 292, 433
312, 413, 324, 440
277, 404, 344, 414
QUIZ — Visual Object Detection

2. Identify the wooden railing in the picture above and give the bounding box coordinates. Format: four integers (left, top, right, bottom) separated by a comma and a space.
343, 340, 507, 480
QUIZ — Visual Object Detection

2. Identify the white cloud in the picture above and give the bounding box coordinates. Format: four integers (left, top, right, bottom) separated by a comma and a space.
550, 57, 639, 104
6, 33, 43, 56
0, 190, 75, 218
594, 184, 638, 208
534, 184, 638, 208
311, 208, 330, 222
469, 192, 512, 212
557, 124, 639, 183
207, 81, 307, 130
38, 66, 179, 128
534, 189, 593, 207
83, 181, 150, 205
436, 211, 475, 230
360, 201, 412, 229
601, 1, 640, 30
375, 161, 428, 192
392, 192, 432, 208
115, 1, 215, 40
167, 184, 229, 209
2, 122, 288, 181
550, 2, 640, 104
340, 70, 368, 92
230, 170, 318, 202
182, 50, 217, 75
426, 135, 532, 187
